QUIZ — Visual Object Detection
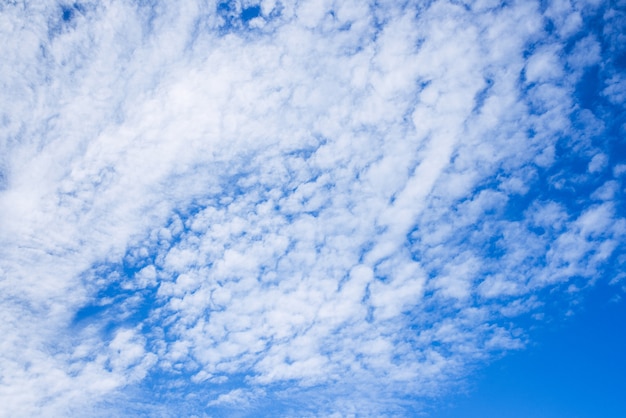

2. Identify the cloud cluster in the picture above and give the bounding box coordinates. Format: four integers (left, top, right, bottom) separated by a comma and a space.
0, 0, 624, 416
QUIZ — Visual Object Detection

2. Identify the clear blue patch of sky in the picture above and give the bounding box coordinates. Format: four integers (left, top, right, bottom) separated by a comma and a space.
214, 1, 269, 34
241, 5, 261, 22
432, 279, 626, 418
72, 258, 161, 340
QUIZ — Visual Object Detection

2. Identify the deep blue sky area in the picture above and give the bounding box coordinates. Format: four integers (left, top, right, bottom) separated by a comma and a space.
435, 280, 626, 418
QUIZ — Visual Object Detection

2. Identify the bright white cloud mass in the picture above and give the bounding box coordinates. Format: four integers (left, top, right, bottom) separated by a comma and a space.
1, 0, 625, 416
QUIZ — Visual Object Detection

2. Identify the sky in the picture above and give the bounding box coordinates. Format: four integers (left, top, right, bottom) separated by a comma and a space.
0, 0, 625, 417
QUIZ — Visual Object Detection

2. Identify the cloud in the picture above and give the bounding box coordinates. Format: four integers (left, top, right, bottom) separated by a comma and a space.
0, 0, 624, 416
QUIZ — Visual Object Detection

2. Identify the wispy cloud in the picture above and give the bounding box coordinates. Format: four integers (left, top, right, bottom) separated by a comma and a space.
1, 0, 624, 416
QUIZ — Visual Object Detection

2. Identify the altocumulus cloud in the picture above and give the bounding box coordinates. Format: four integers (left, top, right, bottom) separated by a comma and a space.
0, 0, 625, 416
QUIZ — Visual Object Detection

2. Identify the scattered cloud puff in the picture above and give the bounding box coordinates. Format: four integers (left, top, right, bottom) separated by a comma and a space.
0, 0, 624, 416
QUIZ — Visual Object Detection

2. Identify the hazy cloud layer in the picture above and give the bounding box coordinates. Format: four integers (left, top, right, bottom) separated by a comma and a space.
1, 0, 625, 416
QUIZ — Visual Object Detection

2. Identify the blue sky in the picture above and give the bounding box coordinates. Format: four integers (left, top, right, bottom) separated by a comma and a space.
435, 280, 626, 417
0, 0, 625, 416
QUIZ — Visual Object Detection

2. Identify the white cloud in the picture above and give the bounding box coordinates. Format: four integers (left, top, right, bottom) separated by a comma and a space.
588, 152, 608, 173
568, 35, 602, 69
525, 46, 564, 84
